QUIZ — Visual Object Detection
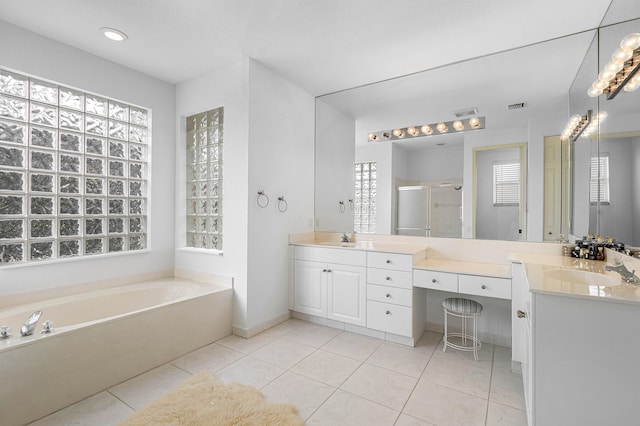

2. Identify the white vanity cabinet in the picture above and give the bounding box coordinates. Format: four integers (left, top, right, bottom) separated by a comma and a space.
366, 252, 425, 341
293, 246, 367, 326
510, 262, 532, 425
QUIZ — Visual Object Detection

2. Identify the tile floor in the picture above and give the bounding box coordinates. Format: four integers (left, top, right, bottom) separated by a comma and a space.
29, 319, 527, 425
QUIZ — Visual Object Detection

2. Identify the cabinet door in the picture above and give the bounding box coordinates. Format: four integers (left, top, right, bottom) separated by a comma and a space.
511, 262, 528, 363
294, 260, 327, 317
327, 264, 366, 326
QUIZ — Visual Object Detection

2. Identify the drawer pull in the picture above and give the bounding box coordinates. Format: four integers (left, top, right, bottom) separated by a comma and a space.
432, 278, 437, 283
481, 284, 487, 289
327, 269, 332, 273
385, 310, 391, 315
385, 276, 391, 281
517, 310, 526, 319
322, 269, 327, 272
386, 259, 392, 264
385, 293, 391, 298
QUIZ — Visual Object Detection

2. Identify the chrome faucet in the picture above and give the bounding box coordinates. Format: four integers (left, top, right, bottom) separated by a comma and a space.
341, 233, 351, 243
20, 310, 43, 337
604, 262, 640, 284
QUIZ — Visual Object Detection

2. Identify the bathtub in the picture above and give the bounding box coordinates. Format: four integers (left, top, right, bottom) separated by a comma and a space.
0, 277, 233, 426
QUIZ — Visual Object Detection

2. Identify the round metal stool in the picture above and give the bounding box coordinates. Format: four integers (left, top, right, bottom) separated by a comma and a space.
442, 297, 483, 360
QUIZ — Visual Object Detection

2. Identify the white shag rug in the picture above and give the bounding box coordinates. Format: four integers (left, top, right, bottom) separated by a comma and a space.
117, 371, 304, 426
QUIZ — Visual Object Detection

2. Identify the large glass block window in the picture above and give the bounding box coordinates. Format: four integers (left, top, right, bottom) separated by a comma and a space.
0, 67, 149, 265
354, 162, 376, 233
590, 155, 610, 204
186, 107, 223, 250
493, 161, 520, 206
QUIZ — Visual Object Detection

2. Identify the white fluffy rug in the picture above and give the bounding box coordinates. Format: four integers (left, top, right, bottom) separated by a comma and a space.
117, 371, 304, 426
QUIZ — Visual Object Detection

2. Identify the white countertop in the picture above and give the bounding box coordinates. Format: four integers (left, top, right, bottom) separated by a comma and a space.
292, 240, 428, 256
414, 258, 511, 279
509, 252, 640, 305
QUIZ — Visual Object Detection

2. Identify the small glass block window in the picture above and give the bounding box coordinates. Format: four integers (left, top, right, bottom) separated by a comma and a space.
185, 107, 223, 250
353, 162, 377, 234
0, 67, 150, 266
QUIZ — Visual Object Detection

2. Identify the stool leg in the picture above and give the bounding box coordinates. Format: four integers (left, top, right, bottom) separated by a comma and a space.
443, 308, 448, 353
473, 313, 478, 361
462, 315, 467, 346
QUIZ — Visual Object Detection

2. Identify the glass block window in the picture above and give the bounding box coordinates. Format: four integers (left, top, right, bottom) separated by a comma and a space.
493, 161, 520, 206
590, 155, 610, 204
0, 67, 149, 265
354, 162, 376, 233
186, 107, 223, 250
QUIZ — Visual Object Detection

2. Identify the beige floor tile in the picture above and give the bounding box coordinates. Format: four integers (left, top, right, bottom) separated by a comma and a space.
291, 349, 362, 387
394, 413, 437, 426
490, 369, 526, 410
215, 355, 285, 389
486, 401, 528, 426
261, 371, 336, 421
285, 323, 341, 347
403, 380, 487, 426
492, 345, 515, 372
321, 331, 383, 361
250, 337, 316, 369
367, 341, 430, 377
262, 318, 307, 337
422, 355, 491, 398
216, 331, 279, 354
413, 330, 443, 354
171, 342, 245, 373
307, 389, 399, 425
28, 392, 133, 426
341, 363, 417, 411
108, 364, 192, 410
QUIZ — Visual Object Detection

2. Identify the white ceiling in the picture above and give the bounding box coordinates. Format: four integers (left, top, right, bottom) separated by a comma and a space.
0, 0, 615, 96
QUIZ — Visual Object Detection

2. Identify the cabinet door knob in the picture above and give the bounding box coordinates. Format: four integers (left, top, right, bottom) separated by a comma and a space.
327, 269, 332, 273
432, 278, 436, 283
385, 276, 391, 281
517, 310, 526, 319
385, 293, 391, 298
386, 259, 391, 264
481, 284, 487, 289
385, 310, 391, 315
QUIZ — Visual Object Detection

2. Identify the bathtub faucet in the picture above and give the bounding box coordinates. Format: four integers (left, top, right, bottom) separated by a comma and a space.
20, 310, 43, 337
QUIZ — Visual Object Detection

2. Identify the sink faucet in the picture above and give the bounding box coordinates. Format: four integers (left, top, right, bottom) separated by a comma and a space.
341, 233, 351, 243
20, 310, 43, 337
604, 262, 640, 284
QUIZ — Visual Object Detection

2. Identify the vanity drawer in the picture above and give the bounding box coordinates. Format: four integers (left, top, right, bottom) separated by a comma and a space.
367, 268, 412, 289
294, 246, 366, 266
367, 252, 413, 271
413, 269, 459, 292
367, 284, 413, 307
458, 274, 511, 300
366, 300, 412, 337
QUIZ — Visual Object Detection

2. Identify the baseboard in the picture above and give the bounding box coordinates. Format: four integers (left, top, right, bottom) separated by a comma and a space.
232, 311, 292, 339
426, 321, 512, 348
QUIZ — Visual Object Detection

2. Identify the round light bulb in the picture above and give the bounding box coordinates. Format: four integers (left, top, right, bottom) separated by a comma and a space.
368, 133, 377, 141
587, 85, 603, 97
598, 111, 607, 120
421, 125, 433, 135
623, 80, 640, 92
436, 123, 448, 133
407, 127, 418, 136
452, 120, 464, 131
605, 60, 624, 74
593, 79, 609, 90
392, 129, 405, 138
468, 117, 480, 128
599, 69, 616, 81
620, 33, 640, 51
382, 132, 390, 139
612, 47, 633, 62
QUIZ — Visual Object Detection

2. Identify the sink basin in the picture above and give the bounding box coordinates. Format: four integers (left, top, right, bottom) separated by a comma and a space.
544, 269, 621, 287
315, 241, 359, 248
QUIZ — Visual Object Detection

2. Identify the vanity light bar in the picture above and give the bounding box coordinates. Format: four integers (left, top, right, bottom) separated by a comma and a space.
581, 111, 607, 139
588, 33, 640, 100
560, 110, 592, 142
367, 116, 485, 142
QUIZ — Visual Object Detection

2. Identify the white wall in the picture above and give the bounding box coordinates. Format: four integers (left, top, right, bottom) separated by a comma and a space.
246, 60, 315, 332
0, 21, 176, 297
315, 100, 355, 232
404, 144, 464, 182
175, 59, 315, 334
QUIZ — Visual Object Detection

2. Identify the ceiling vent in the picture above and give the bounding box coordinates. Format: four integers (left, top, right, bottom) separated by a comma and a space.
506, 102, 527, 110
453, 107, 479, 118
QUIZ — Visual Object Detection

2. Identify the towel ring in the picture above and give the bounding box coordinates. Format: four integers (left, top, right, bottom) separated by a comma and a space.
257, 190, 269, 208
277, 196, 288, 213
339, 201, 345, 213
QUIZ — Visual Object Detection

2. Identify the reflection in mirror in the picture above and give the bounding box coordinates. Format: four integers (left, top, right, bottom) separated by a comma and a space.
316, 31, 595, 241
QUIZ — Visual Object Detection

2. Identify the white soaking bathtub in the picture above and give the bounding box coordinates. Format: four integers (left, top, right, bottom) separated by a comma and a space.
0, 277, 233, 426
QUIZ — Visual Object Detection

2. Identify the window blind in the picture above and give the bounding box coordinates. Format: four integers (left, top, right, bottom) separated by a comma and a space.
493, 162, 520, 206
589, 155, 610, 204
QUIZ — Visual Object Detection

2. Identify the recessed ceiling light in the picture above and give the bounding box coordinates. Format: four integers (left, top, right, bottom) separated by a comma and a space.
101, 27, 128, 42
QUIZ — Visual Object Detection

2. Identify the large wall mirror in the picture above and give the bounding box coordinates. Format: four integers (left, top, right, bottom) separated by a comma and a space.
315, 0, 640, 249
